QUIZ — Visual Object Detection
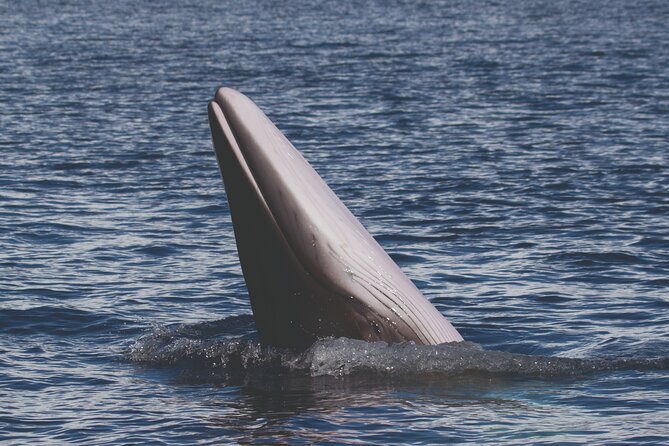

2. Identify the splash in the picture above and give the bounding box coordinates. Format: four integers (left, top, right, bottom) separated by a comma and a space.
126, 318, 669, 382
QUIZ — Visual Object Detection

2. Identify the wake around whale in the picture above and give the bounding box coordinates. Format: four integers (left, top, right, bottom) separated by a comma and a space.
208, 87, 462, 348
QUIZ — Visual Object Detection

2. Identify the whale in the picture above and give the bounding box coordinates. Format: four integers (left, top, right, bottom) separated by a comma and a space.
208, 87, 463, 347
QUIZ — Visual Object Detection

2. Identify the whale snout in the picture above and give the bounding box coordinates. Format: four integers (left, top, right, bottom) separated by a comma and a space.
208, 87, 463, 347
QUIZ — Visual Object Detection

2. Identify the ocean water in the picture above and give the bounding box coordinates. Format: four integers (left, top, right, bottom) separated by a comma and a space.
1, 0, 668, 444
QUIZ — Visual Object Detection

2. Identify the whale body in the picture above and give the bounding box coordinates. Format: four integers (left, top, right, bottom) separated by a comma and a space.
208, 88, 463, 347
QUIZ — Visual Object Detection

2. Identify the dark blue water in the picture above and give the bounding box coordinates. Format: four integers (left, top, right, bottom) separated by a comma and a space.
2, 0, 668, 443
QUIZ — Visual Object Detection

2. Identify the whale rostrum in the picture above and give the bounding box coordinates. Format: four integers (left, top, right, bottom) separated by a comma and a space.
208, 87, 463, 347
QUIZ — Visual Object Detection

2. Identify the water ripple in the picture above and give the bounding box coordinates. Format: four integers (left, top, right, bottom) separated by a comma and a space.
2, 0, 668, 443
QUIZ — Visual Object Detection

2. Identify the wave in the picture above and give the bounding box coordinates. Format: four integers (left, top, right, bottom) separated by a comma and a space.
125, 317, 669, 383
0, 305, 132, 337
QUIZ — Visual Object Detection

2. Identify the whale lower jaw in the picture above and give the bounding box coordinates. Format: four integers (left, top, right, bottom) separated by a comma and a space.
208, 87, 463, 347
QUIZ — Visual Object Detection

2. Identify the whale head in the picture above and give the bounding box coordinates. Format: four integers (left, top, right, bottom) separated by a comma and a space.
208, 87, 463, 347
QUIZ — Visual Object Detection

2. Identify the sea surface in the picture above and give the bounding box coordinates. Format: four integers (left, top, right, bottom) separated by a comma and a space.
1, 0, 668, 444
